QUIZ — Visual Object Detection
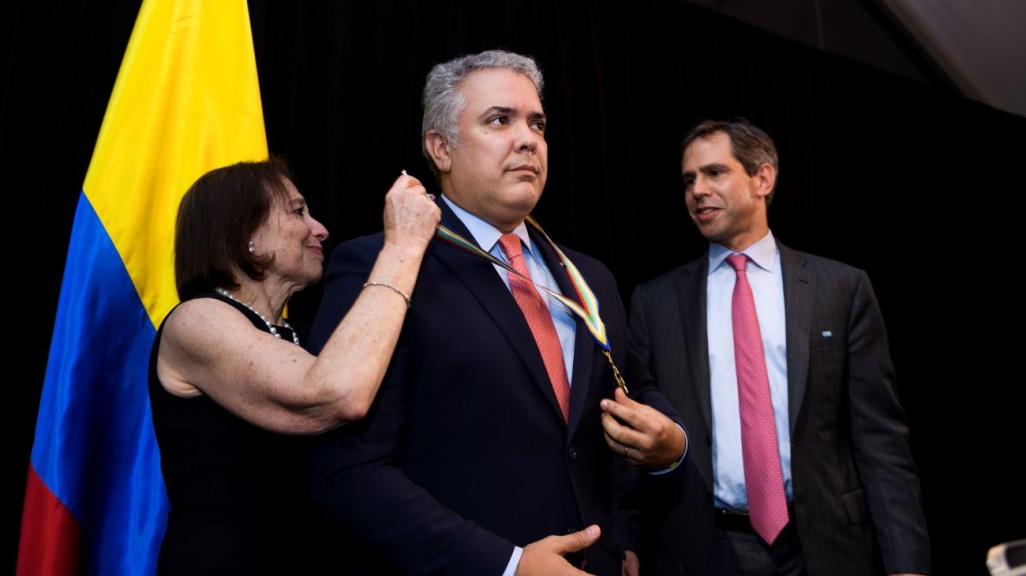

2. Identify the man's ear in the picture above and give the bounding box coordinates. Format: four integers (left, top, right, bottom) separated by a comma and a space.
754, 163, 776, 200
425, 130, 452, 174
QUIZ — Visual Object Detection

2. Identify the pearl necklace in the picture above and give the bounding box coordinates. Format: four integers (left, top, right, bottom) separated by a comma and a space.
214, 288, 300, 345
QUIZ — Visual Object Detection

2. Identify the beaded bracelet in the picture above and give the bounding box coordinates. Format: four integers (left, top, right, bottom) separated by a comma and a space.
363, 281, 412, 308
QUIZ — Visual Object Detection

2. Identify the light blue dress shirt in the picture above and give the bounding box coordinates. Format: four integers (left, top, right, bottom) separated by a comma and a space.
707, 230, 793, 510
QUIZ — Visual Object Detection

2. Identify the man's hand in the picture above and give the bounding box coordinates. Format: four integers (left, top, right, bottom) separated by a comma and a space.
515, 525, 601, 576
622, 550, 640, 576
601, 387, 686, 468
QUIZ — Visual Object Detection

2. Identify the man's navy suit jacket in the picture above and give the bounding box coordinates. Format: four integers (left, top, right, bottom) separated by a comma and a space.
305, 199, 683, 576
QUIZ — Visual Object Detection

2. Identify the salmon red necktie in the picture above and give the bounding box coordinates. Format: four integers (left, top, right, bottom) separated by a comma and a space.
498, 233, 571, 423
727, 253, 789, 544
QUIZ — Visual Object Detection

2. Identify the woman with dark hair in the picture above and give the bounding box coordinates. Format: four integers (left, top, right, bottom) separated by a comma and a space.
149, 157, 439, 574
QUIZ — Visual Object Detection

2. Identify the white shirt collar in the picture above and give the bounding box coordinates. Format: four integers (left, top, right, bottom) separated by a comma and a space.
441, 194, 532, 255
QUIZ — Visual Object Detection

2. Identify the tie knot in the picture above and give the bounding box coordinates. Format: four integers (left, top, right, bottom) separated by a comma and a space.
727, 253, 748, 273
498, 233, 524, 260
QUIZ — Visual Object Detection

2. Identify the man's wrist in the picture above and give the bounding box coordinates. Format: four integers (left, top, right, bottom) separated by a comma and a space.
650, 424, 687, 475
503, 546, 523, 576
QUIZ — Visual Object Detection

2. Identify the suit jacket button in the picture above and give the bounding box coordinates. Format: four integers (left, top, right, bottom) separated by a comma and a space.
568, 446, 578, 461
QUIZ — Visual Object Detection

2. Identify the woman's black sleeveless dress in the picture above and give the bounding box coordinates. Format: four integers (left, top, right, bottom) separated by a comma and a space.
148, 292, 319, 575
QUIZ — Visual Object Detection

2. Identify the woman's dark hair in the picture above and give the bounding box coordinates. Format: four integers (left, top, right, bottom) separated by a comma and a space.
174, 157, 295, 300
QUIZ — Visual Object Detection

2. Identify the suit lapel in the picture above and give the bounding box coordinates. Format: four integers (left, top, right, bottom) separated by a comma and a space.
681, 254, 714, 431
779, 243, 813, 433
431, 202, 568, 426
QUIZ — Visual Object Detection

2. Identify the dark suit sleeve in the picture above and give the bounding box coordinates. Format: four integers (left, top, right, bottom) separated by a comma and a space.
305, 237, 514, 576
612, 286, 656, 556
844, 270, 931, 573
624, 284, 661, 412
605, 272, 686, 558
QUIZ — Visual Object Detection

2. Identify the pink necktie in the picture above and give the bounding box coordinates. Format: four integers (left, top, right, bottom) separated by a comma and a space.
498, 233, 571, 422
727, 254, 789, 544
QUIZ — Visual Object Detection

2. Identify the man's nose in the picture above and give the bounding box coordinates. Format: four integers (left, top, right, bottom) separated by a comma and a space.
514, 122, 540, 152
690, 176, 710, 196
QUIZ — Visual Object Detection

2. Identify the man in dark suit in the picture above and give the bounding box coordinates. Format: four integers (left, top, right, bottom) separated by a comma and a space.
625, 118, 930, 576
305, 49, 687, 576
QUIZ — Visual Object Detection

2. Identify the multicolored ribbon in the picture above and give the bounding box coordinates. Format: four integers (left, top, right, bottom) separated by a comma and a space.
434, 217, 629, 393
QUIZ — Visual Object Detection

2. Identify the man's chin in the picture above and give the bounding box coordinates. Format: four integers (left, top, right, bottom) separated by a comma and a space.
690, 218, 717, 238
499, 187, 543, 215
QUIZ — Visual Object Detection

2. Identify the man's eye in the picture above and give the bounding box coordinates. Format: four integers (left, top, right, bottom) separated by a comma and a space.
488, 116, 508, 125
532, 121, 546, 132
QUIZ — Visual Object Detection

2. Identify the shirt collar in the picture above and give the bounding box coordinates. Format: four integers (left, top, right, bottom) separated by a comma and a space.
708, 229, 778, 274
441, 194, 532, 256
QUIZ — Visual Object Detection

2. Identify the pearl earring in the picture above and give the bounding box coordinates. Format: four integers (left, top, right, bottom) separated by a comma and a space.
248, 241, 255, 254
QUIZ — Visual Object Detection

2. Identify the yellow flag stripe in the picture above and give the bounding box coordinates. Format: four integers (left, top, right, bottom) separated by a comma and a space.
83, 0, 268, 329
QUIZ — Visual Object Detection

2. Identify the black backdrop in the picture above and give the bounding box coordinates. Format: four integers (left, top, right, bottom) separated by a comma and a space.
7, 1, 1025, 574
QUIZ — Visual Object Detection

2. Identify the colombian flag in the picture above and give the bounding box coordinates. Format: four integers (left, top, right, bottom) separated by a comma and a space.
18, 1, 267, 573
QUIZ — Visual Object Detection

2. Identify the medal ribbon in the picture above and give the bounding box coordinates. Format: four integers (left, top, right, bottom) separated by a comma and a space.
434, 216, 629, 392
